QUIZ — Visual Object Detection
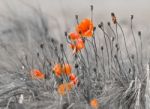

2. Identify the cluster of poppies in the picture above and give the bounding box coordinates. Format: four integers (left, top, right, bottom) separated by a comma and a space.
29, 17, 100, 108
52, 63, 78, 95
68, 18, 94, 54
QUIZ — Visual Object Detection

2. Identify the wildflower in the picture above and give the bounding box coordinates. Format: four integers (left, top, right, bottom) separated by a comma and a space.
65, 82, 73, 91
57, 83, 73, 96
63, 63, 72, 75
76, 18, 94, 37
69, 73, 76, 80
111, 13, 117, 24
90, 98, 99, 109
69, 73, 78, 85
69, 32, 80, 40
71, 78, 78, 85
57, 84, 66, 96
69, 38, 85, 54
76, 38, 85, 50
31, 69, 45, 79
53, 64, 62, 77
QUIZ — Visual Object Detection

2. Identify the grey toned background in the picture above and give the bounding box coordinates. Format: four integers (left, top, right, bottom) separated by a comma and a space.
0, 0, 150, 56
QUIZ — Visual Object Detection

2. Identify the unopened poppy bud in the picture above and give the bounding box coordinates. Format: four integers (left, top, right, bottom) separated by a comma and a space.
60, 44, 63, 49
114, 54, 117, 59
98, 22, 103, 28
131, 15, 134, 20
65, 31, 68, 37
107, 22, 111, 26
112, 37, 115, 42
128, 68, 131, 73
75, 64, 79, 69
115, 43, 119, 49
37, 52, 40, 57
75, 15, 78, 20
101, 46, 104, 51
131, 54, 134, 59
40, 43, 44, 49
90, 5, 93, 11
93, 68, 97, 72
138, 31, 141, 36
51, 38, 54, 43
93, 27, 96, 31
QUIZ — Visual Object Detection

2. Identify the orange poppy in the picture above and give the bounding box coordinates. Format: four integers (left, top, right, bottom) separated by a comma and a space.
69, 73, 76, 80
57, 84, 66, 96
76, 38, 85, 50
76, 18, 94, 37
63, 63, 72, 75
69, 38, 85, 54
69, 74, 78, 85
53, 64, 62, 77
65, 82, 73, 91
57, 83, 73, 96
90, 98, 99, 109
71, 78, 78, 85
69, 32, 80, 40
31, 69, 45, 79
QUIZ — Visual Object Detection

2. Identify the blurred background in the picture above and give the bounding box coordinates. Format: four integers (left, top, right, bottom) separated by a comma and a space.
0, 0, 149, 57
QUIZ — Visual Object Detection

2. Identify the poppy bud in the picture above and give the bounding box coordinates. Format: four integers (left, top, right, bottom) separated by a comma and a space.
131, 15, 134, 20
101, 46, 104, 51
138, 31, 141, 36
107, 22, 111, 26
65, 31, 68, 37
75, 15, 78, 20
90, 5, 93, 11
40, 43, 44, 49
98, 22, 103, 28
75, 64, 79, 69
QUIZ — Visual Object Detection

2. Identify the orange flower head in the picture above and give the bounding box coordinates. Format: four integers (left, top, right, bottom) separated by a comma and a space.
69, 38, 85, 54
31, 69, 45, 79
71, 78, 78, 85
65, 82, 73, 91
63, 63, 72, 75
76, 18, 94, 37
76, 38, 85, 50
90, 98, 99, 109
57, 84, 66, 96
53, 64, 62, 77
57, 83, 73, 96
69, 73, 76, 81
69, 32, 80, 40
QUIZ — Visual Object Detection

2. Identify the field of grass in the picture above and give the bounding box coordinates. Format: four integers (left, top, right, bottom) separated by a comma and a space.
0, 1, 150, 109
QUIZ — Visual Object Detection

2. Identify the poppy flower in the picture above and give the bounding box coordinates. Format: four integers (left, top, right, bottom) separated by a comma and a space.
65, 82, 73, 91
31, 69, 45, 79
76, 18, 94, 37
63, 63, 72, 75
69, 73, 76, 80
69, 74, 78, 85
53, 64, 62, 77
71, 78, 78, 85
90, 98, 99, 109
69, 32, 80, 40
69, 38, 85, 54
57, 84, 66, 96
57, 83, 73, 96
76, 38, 85, 50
